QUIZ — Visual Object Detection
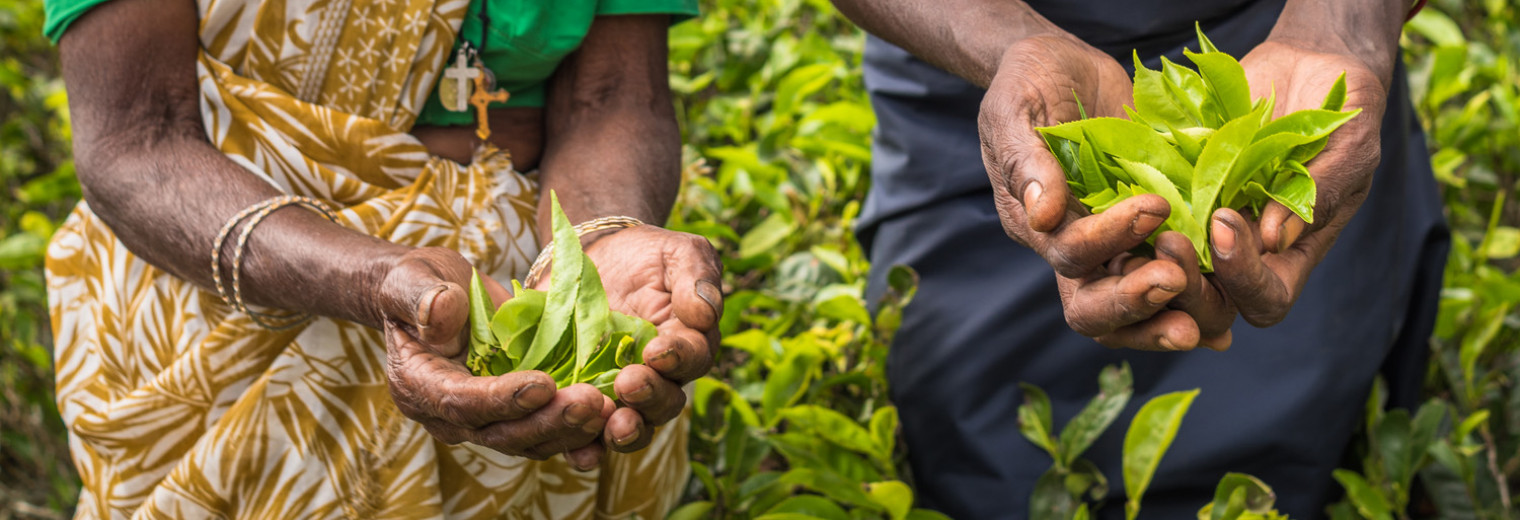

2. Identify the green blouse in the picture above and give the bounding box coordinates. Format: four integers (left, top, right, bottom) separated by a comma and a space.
43, 0, 697, 126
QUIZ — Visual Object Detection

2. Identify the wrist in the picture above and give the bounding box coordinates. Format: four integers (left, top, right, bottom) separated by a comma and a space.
356, 242, 411, 329
1266, 0, 1404, 86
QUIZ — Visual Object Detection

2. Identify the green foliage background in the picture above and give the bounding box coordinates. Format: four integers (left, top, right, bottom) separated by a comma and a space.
0, 0, 1516, 518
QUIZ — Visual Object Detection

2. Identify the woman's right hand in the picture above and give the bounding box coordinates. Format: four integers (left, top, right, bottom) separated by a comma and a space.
376, 247, 617, 470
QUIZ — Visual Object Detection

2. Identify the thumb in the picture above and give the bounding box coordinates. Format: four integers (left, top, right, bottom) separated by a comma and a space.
379, 255, 471, 354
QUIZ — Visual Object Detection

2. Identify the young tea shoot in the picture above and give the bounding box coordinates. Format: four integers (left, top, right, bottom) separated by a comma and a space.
1037, 24, 1359, 271
465, 191, 657, 398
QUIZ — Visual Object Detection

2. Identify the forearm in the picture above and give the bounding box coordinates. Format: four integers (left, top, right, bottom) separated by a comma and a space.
829, 0, 1070, 88
535, 108, 680, 240
1268, 0, 1405, 87
537, 14, 681, 242
76, 136, 405, 328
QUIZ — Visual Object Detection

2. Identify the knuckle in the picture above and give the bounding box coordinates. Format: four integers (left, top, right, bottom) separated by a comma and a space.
1045, 246, 1086, 279
423, 424, 467, 446
1064, 310, 1102, 338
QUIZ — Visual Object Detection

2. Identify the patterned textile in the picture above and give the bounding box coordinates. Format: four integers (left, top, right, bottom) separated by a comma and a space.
44, 0, 688, 518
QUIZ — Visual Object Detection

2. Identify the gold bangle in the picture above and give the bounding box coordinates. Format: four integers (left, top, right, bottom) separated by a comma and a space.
523, 216, 644, 288
212, 195, 341, 331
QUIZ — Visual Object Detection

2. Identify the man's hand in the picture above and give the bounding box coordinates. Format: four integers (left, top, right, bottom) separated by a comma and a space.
1208, 38, 1388, 327
378, 247, 616, 471
982, 35, 1230, 351
543, 226, 722, 453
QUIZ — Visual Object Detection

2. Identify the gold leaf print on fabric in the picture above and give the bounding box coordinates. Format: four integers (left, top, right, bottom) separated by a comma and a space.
46, 0, 689, 517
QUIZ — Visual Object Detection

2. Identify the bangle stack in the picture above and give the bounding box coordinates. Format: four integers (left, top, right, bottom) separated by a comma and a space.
523, 216, 644, 288
212, 195, 341, 330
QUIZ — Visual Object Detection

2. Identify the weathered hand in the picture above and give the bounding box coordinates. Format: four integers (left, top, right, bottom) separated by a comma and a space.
982, 35, 1211, 351
1209, 39, 1387, 327
378, 247, 616, 470
549, 226, 722, 453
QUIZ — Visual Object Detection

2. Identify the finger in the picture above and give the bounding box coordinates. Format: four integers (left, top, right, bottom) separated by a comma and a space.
1040, 194, 1171, 279
384, 323, 556, 428
665, 234, 724, 333
1210, 209, 1301, 327
377, 250, 474, 347
642, 324, 714, 384
1094, 310, 1202, 351
604, 407, 654, 453
613, 364, 686, 426
565, 442, 606, 472
1199, 329, 1234, 352
471, 383, 608, 457
1257, 202, 1306, 255
1153, 231, 1235, 338
1063, 258, 1186, 337
980, 97, 1070, 233
482, 272, 512, 308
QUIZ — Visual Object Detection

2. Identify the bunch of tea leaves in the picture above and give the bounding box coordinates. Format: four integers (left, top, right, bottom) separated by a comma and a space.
1037, 25, 1359, 271
466, 192, 657, 398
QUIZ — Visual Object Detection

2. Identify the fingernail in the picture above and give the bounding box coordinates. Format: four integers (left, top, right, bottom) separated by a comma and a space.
1211, 217, 1236, 257
695, 280, 722, 314
1157, 336, 1178, 351
567, 450, 599, 471
648, 349, 680, 374
614, 428, 641, 448
1278, 218, 1305, 252
1132, 211, 1165, 237
623, 383, 653, 405
563, 402, 595, 427
413, 284, 446, 325
1023, 181, 1044, 208
513, 383, 548, 409
1145, 286, 1179, 305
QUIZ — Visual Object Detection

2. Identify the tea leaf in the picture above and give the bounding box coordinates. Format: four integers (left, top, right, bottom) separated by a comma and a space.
1332, 470, 1393, 520
1123, 389, 1199, 520
1195, 22, 1220, 53
572, 255, 610, 381
1058, 364, 1133, 467
1132, 53, 1193, 130
1265, 161, 1316, 224
1160, 56, 1219, 127
870, 406, 899, 461
1117, 158, 1207, 263
1039, 118, 1193, 190
1185, 49, 1252, 120
780, 405, 878, 456
865, 480, 914, 520
1321, 72, 1348, 111
1207, 473, 1276, 520
468, 268, 498, 358
522, 193, 583, 372
1191, 106, 1266, 231
1018, 383, 1059, 458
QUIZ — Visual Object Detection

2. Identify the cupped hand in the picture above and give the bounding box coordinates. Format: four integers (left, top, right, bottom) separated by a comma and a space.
1209, 39, 1387, 327
543, 225, 723, 453
982, 35, 1213, 351
378, 247, 616, 470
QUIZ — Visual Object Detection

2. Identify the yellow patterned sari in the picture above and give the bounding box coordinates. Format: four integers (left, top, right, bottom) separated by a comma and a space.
44, 0, 688, 517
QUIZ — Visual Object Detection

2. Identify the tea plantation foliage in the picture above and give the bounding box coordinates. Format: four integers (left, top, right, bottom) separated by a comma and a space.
1, 0, 1516, 518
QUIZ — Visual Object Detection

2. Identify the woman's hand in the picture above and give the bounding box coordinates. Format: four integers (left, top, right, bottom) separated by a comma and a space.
378, 247, 617, 470
541, 226, 723, 453
982, 35, 1225, 351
